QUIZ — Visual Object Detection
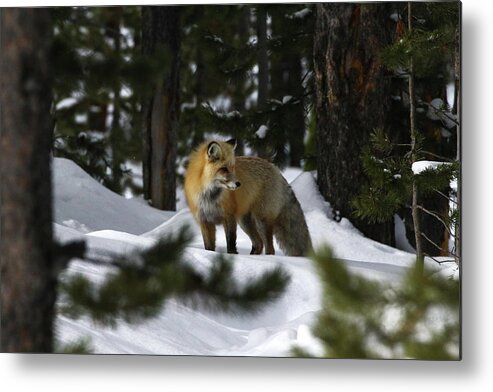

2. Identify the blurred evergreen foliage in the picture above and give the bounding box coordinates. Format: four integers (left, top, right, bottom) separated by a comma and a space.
58, 227, 290, 328
294, 246, 460, 359
51, 4, 315, 192
52, 6, 148, 194
55, 338, 93, 354
190, 4, 314, 168
353, 128, 458, 227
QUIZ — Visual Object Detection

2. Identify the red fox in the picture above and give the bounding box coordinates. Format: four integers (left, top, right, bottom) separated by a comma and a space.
184, 139, 312, 256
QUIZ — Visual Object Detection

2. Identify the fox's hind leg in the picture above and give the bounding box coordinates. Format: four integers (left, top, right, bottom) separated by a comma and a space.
239, 213, 263, 255
258, 221, 275, 255
200, 221, 216, 251
224, 216, 238, 254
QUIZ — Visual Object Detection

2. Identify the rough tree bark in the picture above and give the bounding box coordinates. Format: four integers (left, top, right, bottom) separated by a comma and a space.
141, 6, 180, 211
0, 8, 55, 352
313, 3, 395, 245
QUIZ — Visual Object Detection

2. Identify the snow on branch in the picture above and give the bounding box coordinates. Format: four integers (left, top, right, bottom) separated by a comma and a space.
411, 160, 451, 175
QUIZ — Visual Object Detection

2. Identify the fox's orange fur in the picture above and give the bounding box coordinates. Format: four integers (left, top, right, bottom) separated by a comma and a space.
184, 139, 312, 256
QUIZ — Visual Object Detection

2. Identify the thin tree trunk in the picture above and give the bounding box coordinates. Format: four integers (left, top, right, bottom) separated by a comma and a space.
256, 5, 269, 109
141, 7, 152, 202
286, 53, 304, 167
269, 9, 287, 165
313, 3, 394, 245
191, 46, 205, 148
270, 8, 304, 167
109, 8, 123, 193
407, 2, 424, 271
230, 6, 250, 156
255, 5, 269, 159
141, 6, 180, 211
0, 8, 55, 352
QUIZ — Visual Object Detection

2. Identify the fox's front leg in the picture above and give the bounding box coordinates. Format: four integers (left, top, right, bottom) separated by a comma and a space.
200, 221, 216, 251
224, 216, 238, 254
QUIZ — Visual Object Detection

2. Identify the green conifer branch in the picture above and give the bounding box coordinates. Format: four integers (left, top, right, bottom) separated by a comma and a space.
59, 227, 290, 327
294, 247, 460, 359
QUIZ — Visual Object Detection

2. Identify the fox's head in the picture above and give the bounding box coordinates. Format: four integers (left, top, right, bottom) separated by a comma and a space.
205, 139, 241, 191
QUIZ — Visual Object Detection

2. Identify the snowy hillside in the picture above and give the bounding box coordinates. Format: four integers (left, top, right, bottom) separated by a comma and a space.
53, 158, 457, 356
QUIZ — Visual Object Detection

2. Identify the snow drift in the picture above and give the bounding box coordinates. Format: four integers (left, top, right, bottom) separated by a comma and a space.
53, 158, 457, 356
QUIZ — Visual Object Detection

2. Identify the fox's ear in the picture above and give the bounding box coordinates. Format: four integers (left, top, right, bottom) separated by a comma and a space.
207, 141, 222, 161
226, 138, 237, 150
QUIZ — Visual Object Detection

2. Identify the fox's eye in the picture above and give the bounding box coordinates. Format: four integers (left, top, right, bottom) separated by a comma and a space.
220, 167, 229, 173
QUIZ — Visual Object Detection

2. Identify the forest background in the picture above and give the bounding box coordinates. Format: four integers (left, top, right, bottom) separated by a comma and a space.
50, 2, 459, 259
0, 0, 484, 388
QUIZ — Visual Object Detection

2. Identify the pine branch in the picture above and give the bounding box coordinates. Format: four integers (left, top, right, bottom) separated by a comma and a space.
417, 99, 460, 126
298, 246, 460, 359
399, 88, 460, 127
75, 254, 132, 270
59, 228, 290, 326
183, 257, 290, 314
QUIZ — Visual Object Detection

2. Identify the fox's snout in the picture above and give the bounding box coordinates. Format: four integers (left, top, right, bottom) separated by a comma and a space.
224, 180, 241, 190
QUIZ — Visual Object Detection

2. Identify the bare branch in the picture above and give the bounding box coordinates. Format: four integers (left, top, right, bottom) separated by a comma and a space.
424, 253, 456, 265
435, 189, 458, 205
420, 231, 444, 252
420, 150, 457, 163
417, 205, 453, 236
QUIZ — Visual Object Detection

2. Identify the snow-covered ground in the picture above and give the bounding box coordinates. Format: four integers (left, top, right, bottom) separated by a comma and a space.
53, 157, 458, 356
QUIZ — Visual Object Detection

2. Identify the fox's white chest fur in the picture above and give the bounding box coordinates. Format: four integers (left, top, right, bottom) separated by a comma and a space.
197, 185, 224, 224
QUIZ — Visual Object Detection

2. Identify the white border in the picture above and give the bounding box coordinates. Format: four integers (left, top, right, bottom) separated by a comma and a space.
1, 0, 493, 391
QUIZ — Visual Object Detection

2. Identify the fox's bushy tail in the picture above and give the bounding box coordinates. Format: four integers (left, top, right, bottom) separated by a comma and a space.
273, 188, 312, 256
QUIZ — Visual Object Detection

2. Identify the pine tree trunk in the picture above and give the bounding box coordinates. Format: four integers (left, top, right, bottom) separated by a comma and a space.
191, 46, 205, 148
108, 8, 123, 193
286, 53, 304, 167
313, 3, 394, 245
256, 6, 269, 109
269, 9, 287, 165
141, 6, 180, 211
255, 5, 269, 159
230, 6, 250, 156
0, 8, 56, 352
